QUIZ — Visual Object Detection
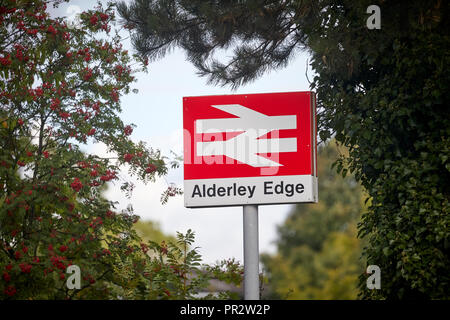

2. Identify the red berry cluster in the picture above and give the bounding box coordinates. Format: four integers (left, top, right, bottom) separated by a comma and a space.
70, 178, 83, 192
100, 169, 116, 182
123, 153, 133, 162
19, 263, 32, 273
145, 163, 157, 174
124, 125, 133, 136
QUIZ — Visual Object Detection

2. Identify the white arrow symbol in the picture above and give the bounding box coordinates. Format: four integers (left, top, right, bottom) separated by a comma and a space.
196, 104, 297, 167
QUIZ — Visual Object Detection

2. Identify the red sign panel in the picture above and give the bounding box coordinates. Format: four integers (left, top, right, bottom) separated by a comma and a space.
183, 91, 317, 207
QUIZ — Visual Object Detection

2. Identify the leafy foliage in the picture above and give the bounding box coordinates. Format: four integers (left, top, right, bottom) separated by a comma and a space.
119, 0, 450, 299
126, 229, 243, 300
307, 2, 450, 299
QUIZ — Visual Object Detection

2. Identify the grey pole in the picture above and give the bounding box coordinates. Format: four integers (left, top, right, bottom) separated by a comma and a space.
243, 204, 259, 300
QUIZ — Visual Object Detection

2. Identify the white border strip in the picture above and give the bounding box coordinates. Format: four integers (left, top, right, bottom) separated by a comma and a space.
184, 175, 318, 208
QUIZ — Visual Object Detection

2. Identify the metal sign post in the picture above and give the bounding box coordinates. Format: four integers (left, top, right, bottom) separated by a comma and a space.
243, 204, 259, 300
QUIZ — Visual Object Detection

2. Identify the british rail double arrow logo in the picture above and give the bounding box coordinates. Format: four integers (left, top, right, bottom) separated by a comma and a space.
195, 104, 297, 167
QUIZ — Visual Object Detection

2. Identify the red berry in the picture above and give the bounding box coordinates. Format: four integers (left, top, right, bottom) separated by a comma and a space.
3, 272, 11, 282
4, 286, 16, 297
90, 15, 98, 25
47, 25, 57, 35
123, 153, 133, 162
19, 263, 32, 273
124, 125, 133, 136
145, 163, 157, 174
70, 178, 83, 192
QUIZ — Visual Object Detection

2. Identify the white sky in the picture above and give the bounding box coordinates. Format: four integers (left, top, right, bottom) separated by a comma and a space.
52, 0, 313, 264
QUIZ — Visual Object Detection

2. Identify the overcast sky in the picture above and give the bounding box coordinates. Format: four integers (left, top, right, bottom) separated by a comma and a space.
52, 0, 313, 265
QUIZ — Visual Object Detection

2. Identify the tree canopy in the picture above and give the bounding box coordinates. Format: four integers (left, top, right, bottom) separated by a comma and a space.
119, 0, 450, 298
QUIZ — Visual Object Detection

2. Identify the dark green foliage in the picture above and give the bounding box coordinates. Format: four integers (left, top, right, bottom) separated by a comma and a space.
119, 0, 450, 299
